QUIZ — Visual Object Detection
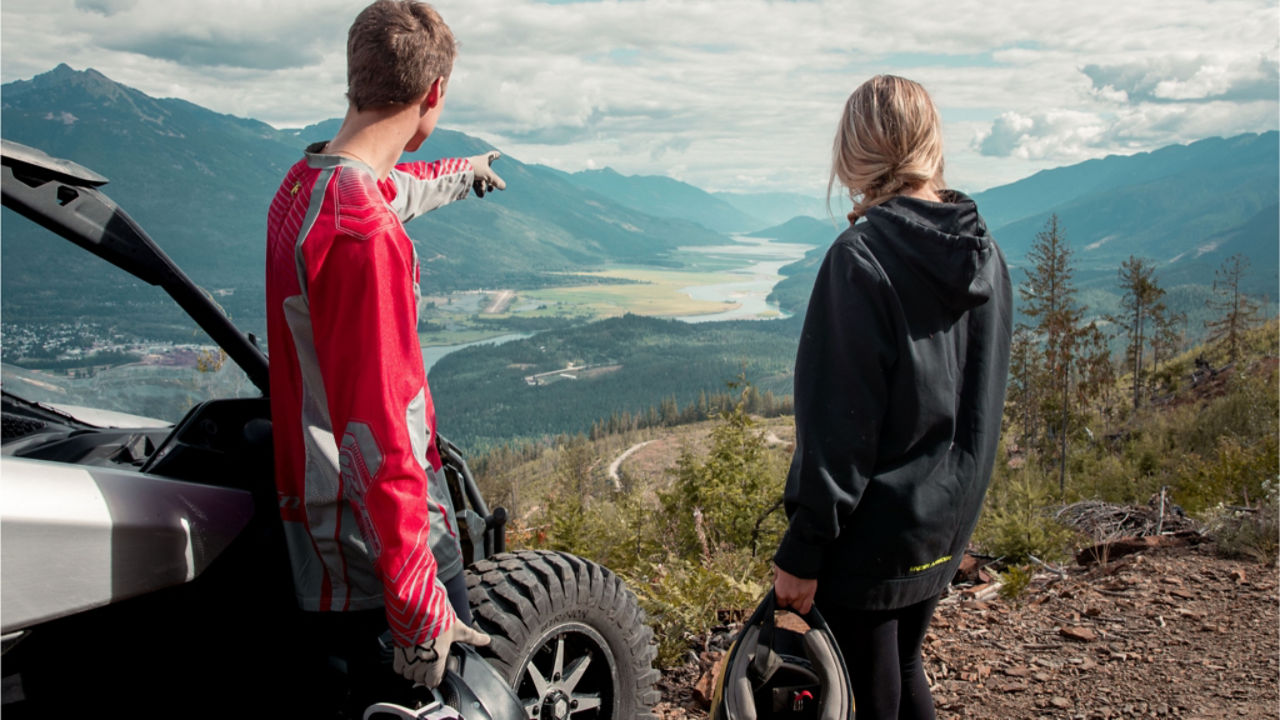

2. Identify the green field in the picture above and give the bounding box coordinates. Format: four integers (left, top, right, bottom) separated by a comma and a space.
516, 267, 743, 318
416, 259, 780, 351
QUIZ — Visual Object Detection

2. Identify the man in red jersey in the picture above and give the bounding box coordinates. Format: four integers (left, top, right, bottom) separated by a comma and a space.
265, 0, 503, 698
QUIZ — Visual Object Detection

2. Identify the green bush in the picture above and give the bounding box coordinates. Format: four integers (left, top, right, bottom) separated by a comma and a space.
1178, 371, 1278, 457
659, 386, 789, 559
624, 551, 767, 668
1150, 358, 1190, 395
1174, 432, 1280, 515
543, 435, 608, 554
1068, 447, 1159, 506
975, 462, 1077, 564
998, 564, 1035, 603
1201, 480, 1279, 564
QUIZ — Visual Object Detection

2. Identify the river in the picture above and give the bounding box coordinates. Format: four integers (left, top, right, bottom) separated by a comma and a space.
423, 332, 532, 374
422, 233, 817, 372
672, 234, 814, 323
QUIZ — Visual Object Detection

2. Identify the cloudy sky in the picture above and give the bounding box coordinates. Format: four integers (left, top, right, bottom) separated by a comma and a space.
2, 0, 1277, 195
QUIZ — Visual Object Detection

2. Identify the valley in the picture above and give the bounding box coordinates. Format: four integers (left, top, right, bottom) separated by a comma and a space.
416, 232, 813, 366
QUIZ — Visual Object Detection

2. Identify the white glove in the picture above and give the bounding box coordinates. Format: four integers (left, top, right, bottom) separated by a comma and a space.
467, 151, 506, 198
393, 621, 491, 688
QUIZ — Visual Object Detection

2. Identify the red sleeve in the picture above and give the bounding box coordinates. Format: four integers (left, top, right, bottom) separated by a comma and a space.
307, 206, 455, 645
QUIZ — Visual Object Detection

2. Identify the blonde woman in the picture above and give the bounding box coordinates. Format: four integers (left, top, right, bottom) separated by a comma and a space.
772, 76, 1012, 719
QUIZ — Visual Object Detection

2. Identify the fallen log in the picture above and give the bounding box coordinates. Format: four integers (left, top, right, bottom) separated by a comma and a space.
1074, 530, 1205, 566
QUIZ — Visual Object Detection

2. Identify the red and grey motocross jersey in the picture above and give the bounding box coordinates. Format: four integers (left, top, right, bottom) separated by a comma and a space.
265, 142, 474, 646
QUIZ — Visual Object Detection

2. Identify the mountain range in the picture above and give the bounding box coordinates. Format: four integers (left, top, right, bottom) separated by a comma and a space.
544, 166, 825, 233
763, 134, 1279, 323
1, 65, 726, 335
971, 132, 1278, 288
2, 64, 1276, 340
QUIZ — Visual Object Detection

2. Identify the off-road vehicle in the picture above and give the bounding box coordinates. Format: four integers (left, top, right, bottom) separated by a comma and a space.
0, 140, 659, 718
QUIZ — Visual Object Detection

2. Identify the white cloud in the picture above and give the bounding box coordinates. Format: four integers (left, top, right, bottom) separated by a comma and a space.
974, 110, 1110, 161
1084, 52, 1279, 103
971, 44, 1278, 165
2, 0, 1277, 192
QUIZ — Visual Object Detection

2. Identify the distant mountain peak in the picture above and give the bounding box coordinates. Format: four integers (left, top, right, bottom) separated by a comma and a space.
4, 64, 180, 129
2, 63, 140, 111
31, 63, 119, 91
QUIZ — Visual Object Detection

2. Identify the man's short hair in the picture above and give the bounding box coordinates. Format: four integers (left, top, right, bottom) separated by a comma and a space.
347, 0, 457, 111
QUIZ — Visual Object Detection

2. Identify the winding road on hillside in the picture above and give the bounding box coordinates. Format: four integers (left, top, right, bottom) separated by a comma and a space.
607, 440, 654, 489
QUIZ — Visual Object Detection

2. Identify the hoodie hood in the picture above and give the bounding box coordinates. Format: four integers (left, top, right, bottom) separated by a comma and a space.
862, 190, 995, 310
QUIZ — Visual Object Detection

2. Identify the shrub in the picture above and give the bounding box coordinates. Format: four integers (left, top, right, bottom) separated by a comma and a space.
1201, 479, 1279, 564
536, 383, 787, 668
1069, 445, 1151, 505
543, 435, 608, 554
1174, 429, 1279, 515
659, 385, 789, 559
975, 462, 1077, 564
1178, 371, 1278, 457
998, 564, 1035, 603
624, 550, 767, 668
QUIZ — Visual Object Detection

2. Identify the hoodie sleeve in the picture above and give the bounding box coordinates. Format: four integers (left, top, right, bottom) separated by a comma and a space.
773, 238, 896, 579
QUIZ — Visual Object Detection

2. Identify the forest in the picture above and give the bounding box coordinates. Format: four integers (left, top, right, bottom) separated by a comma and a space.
430, 313, 802, 451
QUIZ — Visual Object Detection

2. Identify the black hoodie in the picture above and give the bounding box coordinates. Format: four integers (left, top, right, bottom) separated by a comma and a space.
773, 190, 1012, 611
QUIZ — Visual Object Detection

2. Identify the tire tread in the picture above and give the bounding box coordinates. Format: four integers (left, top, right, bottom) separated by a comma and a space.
466, 550, 658, 720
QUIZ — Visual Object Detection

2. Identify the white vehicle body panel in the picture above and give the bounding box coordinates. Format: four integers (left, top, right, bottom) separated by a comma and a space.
1, 458, 114, 633
0, 456, 254, 634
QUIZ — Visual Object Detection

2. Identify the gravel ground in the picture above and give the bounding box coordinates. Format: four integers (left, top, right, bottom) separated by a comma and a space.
654, 543, 1278, 719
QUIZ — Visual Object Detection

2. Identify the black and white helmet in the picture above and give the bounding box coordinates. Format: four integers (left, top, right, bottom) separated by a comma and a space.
710, 592, 853, 720
365, 644, 526, 720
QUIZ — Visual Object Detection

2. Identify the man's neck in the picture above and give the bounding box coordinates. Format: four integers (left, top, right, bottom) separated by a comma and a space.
324, 104, 417, 180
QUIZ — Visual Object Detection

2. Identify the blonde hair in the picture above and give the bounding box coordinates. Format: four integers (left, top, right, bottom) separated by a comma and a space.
829, 75, 946, 222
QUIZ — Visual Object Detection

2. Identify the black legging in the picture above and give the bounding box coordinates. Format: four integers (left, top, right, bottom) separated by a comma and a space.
822, 594, 940, 720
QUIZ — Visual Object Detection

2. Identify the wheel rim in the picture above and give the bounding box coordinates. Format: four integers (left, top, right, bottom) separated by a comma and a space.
517, 622, 618, 720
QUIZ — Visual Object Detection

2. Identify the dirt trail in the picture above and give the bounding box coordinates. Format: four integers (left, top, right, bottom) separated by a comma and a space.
607, 440, 654, 489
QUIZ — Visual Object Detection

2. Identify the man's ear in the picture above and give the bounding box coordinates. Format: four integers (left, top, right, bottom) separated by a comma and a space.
424, 76, 447, 110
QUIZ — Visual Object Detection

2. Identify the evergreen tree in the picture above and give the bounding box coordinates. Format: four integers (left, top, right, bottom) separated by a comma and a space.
1150, 308, 1186, 378
659, 395, 680, 426
1205, 254, 1262, 364
1005, 326, 1039, 449
547, 434, 599, 552
1017, 215, 1088, 493
761, 390, 778, 417
1115, 256, 1166, 409
661, 381, 786, 557
1078, 321, 1117, 434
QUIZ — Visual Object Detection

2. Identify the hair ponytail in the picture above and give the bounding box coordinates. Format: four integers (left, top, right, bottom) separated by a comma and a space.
828, 75, 945, 222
